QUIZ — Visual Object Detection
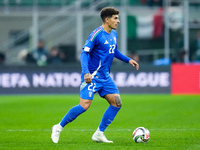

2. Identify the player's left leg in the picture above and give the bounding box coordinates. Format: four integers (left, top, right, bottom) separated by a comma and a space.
92, 78, 121, 143
92, 94, 121, 143
99, 93, 122, 132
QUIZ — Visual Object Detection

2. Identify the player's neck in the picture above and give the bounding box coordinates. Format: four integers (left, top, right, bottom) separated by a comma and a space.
102, 24, 111, 33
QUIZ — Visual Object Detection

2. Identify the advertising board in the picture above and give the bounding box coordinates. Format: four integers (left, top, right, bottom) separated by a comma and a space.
0, 65, 171, 94
171, 64, 200, 94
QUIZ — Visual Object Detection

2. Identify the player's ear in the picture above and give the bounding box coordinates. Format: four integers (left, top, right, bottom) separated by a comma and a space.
105, 17, 109, 23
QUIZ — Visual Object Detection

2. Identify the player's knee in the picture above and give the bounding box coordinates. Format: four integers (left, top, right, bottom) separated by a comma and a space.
115, 96, 122, 107
116, 101, 122, 108
80, 99, 92, 110
81, 103, 91, 110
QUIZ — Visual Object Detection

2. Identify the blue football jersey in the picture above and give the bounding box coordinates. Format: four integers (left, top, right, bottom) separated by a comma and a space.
81, 26, 130, 80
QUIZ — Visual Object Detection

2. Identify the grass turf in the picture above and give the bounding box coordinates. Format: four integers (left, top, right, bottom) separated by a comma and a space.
0, 94, 200, 150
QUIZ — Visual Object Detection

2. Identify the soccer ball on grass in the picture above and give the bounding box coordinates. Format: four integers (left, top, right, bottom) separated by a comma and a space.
132, 127, 150, 143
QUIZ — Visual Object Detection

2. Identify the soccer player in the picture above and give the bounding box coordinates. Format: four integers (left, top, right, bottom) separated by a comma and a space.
51, 7, 139, 143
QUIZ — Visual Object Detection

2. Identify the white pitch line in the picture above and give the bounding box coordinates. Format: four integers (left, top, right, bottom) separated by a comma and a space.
2, 128, 200, 132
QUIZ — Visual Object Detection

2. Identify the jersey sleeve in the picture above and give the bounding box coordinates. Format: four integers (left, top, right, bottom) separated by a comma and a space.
80, 31, 98, 75
114, 45, 131, 63
80, 51, 90, 75
83, 33, 96, 53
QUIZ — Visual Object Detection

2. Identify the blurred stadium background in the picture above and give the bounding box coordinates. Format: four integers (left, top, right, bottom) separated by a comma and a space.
0, 1, 200, 150
0, 0, 200, 94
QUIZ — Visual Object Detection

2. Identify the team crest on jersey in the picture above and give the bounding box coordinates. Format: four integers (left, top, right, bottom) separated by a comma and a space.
89, 91, 93, 97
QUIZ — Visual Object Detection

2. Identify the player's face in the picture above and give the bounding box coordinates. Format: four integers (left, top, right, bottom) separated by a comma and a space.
107, 15, 120, 30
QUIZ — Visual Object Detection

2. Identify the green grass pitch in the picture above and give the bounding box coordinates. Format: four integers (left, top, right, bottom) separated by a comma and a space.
0, 94, 200, 150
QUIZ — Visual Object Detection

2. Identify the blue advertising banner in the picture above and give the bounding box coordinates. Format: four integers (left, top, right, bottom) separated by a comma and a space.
0, 65, 170, 94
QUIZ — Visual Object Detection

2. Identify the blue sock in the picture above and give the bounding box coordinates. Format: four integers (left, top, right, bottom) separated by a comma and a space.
60, 104, 86, 127
99, 105, 121, 132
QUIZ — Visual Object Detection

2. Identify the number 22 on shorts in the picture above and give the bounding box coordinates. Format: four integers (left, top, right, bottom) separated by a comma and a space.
88, 83, 96, 92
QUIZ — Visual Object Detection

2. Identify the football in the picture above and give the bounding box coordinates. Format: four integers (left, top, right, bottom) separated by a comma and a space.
132, 127, 150, 143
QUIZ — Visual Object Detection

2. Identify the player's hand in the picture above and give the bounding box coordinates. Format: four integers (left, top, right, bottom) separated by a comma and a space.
84, 73, 93, 83
129, 59, 139, 70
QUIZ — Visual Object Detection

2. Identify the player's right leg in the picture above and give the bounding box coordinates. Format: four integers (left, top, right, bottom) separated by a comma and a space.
51, 98, 92, 143
51, 80, 96, 143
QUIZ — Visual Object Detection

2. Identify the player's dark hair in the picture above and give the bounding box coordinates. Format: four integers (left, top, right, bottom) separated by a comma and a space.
100, 7, 119, 22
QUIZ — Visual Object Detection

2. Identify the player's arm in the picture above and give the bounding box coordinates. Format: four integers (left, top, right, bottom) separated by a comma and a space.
81, 29, 101, 83
115, 47, 139, 70
80, 31, 97, 83
114, 45, 130, 63
80, 50, 93, 83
